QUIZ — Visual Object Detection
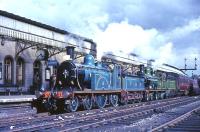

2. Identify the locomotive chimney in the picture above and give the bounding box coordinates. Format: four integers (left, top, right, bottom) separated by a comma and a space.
139, 64, 144, 75
66, 46, 75, 59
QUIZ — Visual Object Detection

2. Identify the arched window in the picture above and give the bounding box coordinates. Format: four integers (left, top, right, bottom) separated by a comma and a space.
4, 56, 13, 84
33, 60, 42, 88
16, 57, 25, 86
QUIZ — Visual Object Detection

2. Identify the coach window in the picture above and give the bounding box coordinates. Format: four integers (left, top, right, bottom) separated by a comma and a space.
4, 56, 13, 84
16, 57, 25, 86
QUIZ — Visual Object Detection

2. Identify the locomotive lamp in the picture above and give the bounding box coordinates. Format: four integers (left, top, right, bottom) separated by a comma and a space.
139, 65, 144, 75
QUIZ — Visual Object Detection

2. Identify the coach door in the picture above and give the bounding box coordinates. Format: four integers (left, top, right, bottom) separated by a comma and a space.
33, 60, 42, 91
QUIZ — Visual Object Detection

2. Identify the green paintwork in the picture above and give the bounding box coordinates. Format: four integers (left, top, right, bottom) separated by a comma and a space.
158, 79, 176, 90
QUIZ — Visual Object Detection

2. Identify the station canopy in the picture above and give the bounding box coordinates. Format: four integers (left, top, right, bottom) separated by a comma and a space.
0, 10, 96, 58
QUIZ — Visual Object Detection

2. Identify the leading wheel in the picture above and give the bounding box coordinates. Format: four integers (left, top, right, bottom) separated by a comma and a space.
35, 100, 45, 113
83, 96, 93, 110
68, 97, 79, 112
96, 95, 107, 109
110, 95, 119, 107
44, 98, 52, 112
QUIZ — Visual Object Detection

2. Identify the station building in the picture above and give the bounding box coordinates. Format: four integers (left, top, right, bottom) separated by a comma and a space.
0, 10, 96, 94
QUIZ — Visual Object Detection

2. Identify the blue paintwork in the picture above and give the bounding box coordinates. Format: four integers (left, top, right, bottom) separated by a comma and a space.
77, 63, 108, 82
77, 55, 109, 82
90, 65, 122, 90
122, 76, 145, 91
111, 65, 121, 90
83, 54, 95, 66
47, 60, 59, 66
76, 54, 149, 91
91, 72, 112, 90
81, 59, 146, 91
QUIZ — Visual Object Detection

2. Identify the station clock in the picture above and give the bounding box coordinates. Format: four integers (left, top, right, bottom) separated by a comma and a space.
35, 49, 49, 60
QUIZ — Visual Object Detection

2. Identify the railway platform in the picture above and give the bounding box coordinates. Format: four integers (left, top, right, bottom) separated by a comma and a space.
0, 95, 36, 103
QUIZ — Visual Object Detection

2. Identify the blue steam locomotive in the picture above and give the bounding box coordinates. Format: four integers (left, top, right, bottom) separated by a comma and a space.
33, 46, 198, 113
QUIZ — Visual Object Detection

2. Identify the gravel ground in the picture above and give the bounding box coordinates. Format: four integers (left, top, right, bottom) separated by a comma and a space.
1, 97, 200, 132
97, 97, 200, 132
0, 105, 35, 118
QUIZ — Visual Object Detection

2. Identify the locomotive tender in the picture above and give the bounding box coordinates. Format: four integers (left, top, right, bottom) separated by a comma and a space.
33, 46, 199, 112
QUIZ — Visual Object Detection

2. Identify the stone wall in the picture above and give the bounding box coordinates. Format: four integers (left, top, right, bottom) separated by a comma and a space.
0, 39, 68, 93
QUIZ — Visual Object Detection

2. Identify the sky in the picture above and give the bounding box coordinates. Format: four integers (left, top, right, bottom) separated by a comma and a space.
0, 0, 200, 75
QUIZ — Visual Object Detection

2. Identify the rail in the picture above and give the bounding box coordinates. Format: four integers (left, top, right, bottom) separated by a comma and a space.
4, 96, 197, 132
152, 106, 200, 132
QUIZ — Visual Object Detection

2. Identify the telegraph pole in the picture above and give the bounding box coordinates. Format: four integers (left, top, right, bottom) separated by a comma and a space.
180, 57, 197, 71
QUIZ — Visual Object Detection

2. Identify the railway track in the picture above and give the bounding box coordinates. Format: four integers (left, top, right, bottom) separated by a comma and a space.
0, 102, 35, 119
0, 96, 181, 128
152, 106, 200, 132
0, 102, 31, 110
57, 96, 200, 132
1, 96, 199, 132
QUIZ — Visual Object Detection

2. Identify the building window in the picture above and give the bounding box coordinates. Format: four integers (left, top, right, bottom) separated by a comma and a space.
53, 66, 57, 75
0, 62, 2, 80
4, 56, 13, 84
33, 60, 42, 88
49, 65, 58, 76
16, 58, 25, 86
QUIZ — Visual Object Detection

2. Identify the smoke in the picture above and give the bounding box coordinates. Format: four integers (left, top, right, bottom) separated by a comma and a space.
94, 17, 200, 74
168, 17, 200, 40
94, 20, 175, 66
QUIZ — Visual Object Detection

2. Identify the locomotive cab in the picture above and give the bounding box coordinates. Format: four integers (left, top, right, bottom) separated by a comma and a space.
144, 66, 158, 89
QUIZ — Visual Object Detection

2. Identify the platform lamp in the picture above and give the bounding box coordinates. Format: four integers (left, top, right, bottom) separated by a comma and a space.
1, 38, 5, 46
45, 67, 51, 81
